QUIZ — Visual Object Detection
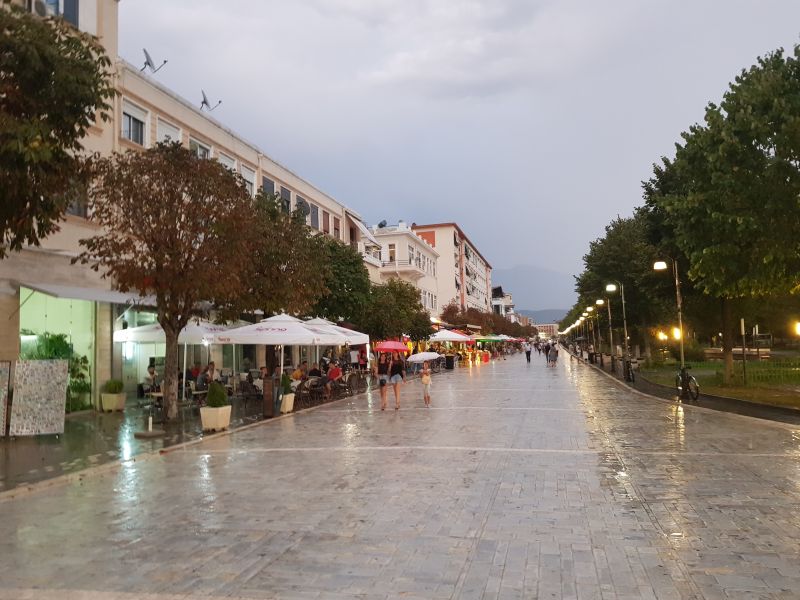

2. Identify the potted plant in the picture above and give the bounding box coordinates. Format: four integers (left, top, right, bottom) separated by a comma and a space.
200, 382, 231, 432
280, 373, 295, 414
101, 379, 126, 412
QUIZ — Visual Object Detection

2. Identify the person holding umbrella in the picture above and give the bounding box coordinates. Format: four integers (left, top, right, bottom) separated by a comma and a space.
374, 353, 390, 411
389, 350, 405, 410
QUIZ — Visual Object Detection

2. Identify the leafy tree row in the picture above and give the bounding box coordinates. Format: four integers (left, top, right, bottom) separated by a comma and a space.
440, 302, 537, 339
562, 44, 800, 383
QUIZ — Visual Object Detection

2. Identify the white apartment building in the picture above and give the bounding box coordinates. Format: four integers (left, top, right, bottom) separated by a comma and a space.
412, 223, 492, 314
491, 286, 518, 323
369, 222, 440, 315
2, 0, 377, 400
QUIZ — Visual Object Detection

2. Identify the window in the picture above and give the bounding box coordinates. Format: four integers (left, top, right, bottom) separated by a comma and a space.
322, 211, 330, 233
388, 244, 396, 262
36, 0, 79, 26
240, 165, 255, 196
349, 226, 355, 244
122, 101, 147, 146
189, 138, 210, 159
333, 217, 341, 239
157, 119, 180, 144
310, 204, 319, 229
280, 186, 291, 213
262, 176, 275, 196
217, 152, 236, 171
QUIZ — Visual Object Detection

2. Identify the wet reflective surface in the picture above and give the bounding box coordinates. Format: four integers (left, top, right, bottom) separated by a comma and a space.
2, 354, 800, 599
0, 397, 265, 491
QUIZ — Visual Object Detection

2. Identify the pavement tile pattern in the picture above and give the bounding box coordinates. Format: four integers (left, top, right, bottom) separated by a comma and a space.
2, 353, 800, 599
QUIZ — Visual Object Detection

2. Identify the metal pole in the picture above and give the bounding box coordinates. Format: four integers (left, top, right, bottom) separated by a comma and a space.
740, 318, 747, 386
674, 260, 685, 369
607, 298, 614, 357
620, 283, 629, 358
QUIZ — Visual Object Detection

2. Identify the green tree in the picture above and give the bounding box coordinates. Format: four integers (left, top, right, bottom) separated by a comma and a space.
75, 143, 253, 420
312, 236, 371, 322
645, 46, 800, 380
0, 2, 113, 256
216, 192, 329, 320
357, 278, 432, 341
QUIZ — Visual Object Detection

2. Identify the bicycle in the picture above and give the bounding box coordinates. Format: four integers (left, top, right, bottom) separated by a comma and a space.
675, 365, 700, 401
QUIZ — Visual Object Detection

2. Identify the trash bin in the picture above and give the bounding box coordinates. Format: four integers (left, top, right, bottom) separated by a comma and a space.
445, 354, 455, 370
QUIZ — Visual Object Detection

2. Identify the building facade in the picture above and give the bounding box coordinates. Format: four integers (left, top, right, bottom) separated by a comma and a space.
370, 222, 440, 315
2, 0, 376, 402
412, 223, 492, 314
491, 286, 517, 323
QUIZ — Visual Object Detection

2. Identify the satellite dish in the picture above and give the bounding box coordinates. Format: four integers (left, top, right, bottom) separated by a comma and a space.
140, 48, 167, 73
200, 89, 222, 111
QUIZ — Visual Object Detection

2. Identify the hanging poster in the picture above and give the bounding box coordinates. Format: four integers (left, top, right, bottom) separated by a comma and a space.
0, 361, 9, 436
9, 359, 69, 436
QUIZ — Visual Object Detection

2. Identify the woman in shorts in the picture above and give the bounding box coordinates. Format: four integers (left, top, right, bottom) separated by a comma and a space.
389, 351, 405, 410
374, 353, 390, 410
421, 360, 432, 407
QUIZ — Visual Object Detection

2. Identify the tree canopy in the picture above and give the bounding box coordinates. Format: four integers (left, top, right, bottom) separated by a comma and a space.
76, 143, 253, 419
356, 278, 433, 341
0, 2, 113, 256
311, 235, 371, 323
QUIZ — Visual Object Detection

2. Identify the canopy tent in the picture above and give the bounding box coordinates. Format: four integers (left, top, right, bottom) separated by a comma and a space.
19, 281, 157, 306
114, 319, 246, 402
473, 334, 504, 343
113, 319, 236, 344
305, 318, 369, 345
210, 314, 349, 384
429, 329, 472, 343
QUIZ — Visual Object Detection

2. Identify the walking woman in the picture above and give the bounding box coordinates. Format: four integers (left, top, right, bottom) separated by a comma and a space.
389, 350, 406, 410
374, 353, 390, 410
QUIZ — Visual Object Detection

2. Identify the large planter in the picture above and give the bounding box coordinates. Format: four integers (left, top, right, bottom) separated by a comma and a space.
280, 392, 295, 414
200, 405, 231, 432
101, 392, 126, 412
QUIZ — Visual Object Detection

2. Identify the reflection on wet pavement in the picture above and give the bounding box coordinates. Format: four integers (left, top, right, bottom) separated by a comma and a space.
1, 353, 800, 599
0, 398, 265, 491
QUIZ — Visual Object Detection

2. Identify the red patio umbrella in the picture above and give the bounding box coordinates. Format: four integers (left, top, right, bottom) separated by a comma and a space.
374, 340, 410, 352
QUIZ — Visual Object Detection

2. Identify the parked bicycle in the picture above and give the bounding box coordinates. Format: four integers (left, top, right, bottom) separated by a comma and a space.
675, 365, 700, 401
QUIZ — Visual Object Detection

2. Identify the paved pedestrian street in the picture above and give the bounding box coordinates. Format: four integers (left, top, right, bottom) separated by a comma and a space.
2, 355, 800, 600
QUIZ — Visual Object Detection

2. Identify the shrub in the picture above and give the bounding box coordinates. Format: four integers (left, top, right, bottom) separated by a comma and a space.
281, 373, 292, 395
206, 382, 228, 407
103, 379, 124, 394
669, 340, 706, 363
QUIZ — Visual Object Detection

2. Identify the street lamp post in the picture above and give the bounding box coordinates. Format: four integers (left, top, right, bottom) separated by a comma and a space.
606, 282, 630, 380
654, 259, 685, 370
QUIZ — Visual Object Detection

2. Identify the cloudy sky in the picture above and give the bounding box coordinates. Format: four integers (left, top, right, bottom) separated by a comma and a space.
119, 1, 800, 310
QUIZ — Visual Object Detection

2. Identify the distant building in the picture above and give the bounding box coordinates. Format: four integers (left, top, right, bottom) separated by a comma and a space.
491, 286, 517, 323
535, 323, 559, 338
370, 222, 440, 315
517, 315, 531, 327
411, 223, 492, 314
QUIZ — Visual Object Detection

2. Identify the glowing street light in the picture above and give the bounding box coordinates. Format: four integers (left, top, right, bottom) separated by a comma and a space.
672, 327, 682, 340
654, 258, 685, 369
606, 281, 630, 378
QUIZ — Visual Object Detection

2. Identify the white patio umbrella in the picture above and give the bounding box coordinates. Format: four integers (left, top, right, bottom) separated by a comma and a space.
429, 329, 472, 343
114, 319, 244, 401
305, 318, 369, 345
211, 314, 348, 382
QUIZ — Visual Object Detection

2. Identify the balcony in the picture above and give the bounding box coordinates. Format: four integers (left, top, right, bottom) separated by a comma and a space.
380, 259, 425, 280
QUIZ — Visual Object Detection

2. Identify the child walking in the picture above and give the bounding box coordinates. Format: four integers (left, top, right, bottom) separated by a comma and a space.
421, 361, 432, 407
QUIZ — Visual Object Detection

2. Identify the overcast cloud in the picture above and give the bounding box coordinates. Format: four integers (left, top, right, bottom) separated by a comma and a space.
119, 1, 800, 310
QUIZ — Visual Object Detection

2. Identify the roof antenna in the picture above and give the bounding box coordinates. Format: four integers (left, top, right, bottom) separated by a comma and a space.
140, 48, 167, 73
200, 89, 222, 111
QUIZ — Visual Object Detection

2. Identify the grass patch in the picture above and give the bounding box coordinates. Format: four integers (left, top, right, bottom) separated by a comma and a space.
640, 364, 800, 409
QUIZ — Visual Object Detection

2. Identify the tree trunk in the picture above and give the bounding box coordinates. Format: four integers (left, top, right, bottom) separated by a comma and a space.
163, 325, 180, 420
721, 297, 734, 385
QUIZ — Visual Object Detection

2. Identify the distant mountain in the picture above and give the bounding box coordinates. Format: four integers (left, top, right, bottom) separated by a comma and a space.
517, 309, 568, 324
492, 264, 576, 315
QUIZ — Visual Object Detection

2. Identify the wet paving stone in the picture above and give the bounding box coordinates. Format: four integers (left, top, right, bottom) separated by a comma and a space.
1, 354, 800, 599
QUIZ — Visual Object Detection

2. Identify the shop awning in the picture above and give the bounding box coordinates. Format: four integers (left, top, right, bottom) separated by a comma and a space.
347, 213, 380, 247
19, 282, 156, 305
